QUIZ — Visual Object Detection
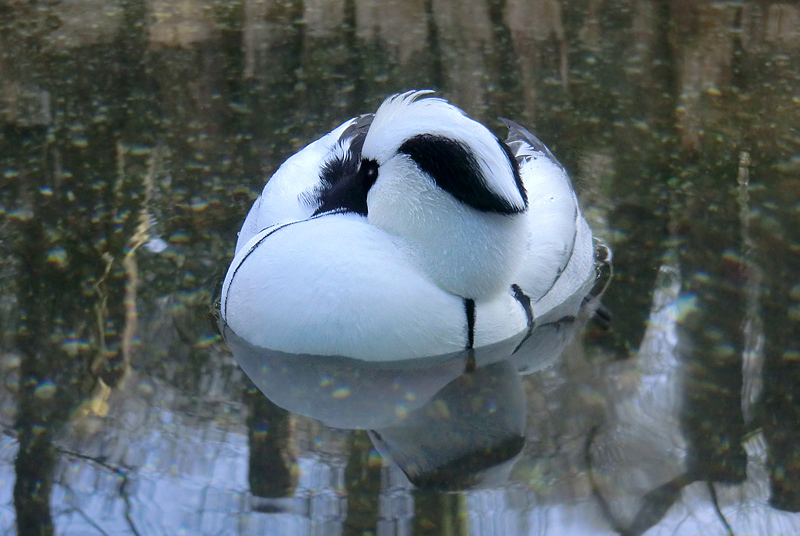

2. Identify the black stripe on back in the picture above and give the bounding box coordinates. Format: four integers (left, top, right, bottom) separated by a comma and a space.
465, 298, 476, 349
511, 284, 536, 355
511, 284, 534, 328
399, 134, 526, 214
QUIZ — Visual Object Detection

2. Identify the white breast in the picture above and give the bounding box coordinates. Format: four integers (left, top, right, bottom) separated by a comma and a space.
222, 213, 531, 361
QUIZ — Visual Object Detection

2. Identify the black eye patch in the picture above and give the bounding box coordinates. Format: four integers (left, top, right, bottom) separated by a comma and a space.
309, 118, 377, 216
314, 157, 379, 217
319, 146, 361, 188
398, 134, 526, 214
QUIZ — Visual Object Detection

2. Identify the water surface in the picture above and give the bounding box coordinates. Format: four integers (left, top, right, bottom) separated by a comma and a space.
1, 0, 799, 534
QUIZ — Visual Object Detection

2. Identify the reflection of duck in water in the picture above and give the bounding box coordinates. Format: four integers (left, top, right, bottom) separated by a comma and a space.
224, 287, 600, 490
221, 91, 601, 360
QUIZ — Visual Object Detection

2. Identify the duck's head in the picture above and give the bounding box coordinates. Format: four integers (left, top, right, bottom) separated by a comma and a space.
315, 91, 529, 299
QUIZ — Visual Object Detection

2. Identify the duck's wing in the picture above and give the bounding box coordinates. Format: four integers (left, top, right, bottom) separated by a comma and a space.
235, 114, 374, 253
500, 119, 595, 315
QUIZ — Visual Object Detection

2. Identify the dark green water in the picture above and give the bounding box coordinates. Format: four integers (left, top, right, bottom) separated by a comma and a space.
1, 0, 799, 534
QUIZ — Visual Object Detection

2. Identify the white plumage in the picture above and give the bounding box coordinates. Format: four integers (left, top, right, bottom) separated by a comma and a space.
221, 91, 599, 362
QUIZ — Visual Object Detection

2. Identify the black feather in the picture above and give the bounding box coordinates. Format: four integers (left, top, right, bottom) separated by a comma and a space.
398, 134, 526, 214
309, 114, 376, 216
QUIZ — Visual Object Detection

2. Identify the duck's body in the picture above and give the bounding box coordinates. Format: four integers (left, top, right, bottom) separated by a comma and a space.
221, 91, 597, 362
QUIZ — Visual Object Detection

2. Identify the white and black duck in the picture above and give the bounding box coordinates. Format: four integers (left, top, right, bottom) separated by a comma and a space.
220, 91, 603, 362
